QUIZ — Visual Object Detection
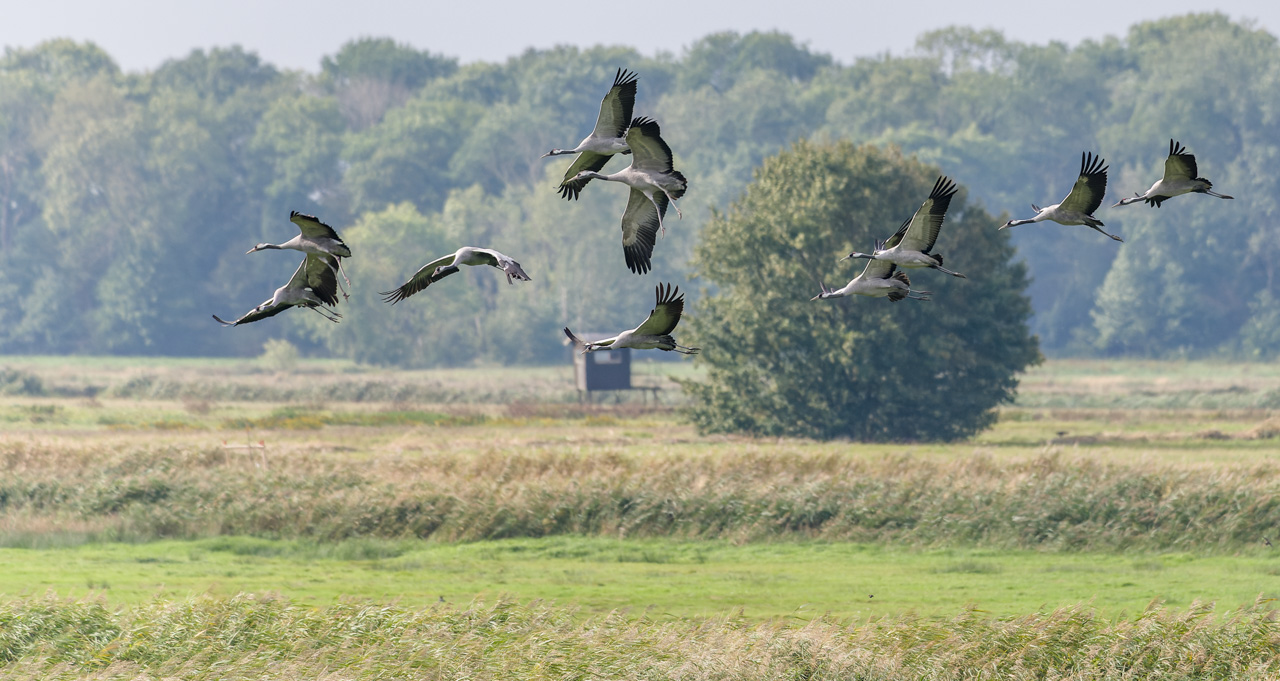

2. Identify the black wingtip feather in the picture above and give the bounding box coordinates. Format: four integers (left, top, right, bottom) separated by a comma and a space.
613, 68, 639, 89
1080, 151, 1108, 178
930, 175, 959, 201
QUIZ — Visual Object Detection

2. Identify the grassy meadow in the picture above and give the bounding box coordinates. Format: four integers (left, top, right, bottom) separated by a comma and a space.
3, 355, 1280, 678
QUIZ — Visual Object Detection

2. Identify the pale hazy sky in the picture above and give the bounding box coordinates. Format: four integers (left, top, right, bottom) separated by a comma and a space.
3, 0, 1278, 73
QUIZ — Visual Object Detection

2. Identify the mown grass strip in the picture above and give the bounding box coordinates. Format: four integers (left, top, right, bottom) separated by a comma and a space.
2, 537, 1278, 619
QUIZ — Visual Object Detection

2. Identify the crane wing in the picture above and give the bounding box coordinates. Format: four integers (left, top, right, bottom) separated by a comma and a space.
471, 248, 532, 282
556, 150, 613, 200
898, 176, 958, 253
860, 255, 897, 281
591, 68, 637, 140
633, 283, 685, 337
380, 253, 458, 304
564, 327, 617, 349
1059, 151, 1108, 215
212, 300, 292, 326
620, 188, 665, 274
625, 117, 676, 174
1164, 139, 1199, 182
289, 211, 343, 242
295, 253, 341, 306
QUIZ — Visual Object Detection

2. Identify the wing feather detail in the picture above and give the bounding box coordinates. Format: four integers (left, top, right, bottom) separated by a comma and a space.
900, 175, 958, 253
625, 117, 675, 174
556, 151, 612, 200
621, 189, 664, 275
380, 253, 458, 304
634, 283, 685, 337
592, 68, 638, 140
1164, 139, 1199, 183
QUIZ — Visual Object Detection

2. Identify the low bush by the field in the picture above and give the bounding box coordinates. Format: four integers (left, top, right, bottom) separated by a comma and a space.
3, 441, 1279, 552
1, 595, 1278, 680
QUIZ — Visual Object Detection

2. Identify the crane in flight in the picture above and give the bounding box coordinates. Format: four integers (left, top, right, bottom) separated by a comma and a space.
381, 246, 531, 304
1000, 152, 1120, 242
843, 176, 966, 278
247, 211, 353, 298
566, 117, 688, 274
213, 253, 342, 326
1112, 139, 1233, 208
543, 68, 638, 200
564, 283, 699, 354
812, 256, 930, 302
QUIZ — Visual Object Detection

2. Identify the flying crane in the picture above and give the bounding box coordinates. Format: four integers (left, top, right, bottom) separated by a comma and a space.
381, 246, 531, 304
564, 283, 699, 354
247, 211, 353, 297
812, 255, 930, 302
542, 68, 638, 200
1112, 139, 1234, 208
213, 253, 342, 326
843, 176, 966, 278
1000, 152, 1121, 242
566, 117, 688, 274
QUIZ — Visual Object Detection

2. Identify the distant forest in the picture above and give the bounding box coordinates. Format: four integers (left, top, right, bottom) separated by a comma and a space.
1, 12, 1277, 365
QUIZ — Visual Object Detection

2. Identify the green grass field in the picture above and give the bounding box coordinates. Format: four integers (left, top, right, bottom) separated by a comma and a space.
4, 356, 1280, 678
3, 536, 1278, 620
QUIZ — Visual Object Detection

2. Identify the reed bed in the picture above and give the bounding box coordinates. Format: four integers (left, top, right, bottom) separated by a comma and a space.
1, 595, 1278, 680
3, 440, 1278, 552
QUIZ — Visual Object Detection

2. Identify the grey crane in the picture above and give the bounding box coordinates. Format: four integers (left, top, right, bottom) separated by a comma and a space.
566, 116, 687, 274
247, 211, 353, 296
1112, 139, 1234, 208
543, 68, 638, 200
812, 255, 930, 302
843, 175, 966, 278
564, 283, 699, 354
381, 246, 531, 304
213, 253, 342, 326
1000, 152, 1121, 241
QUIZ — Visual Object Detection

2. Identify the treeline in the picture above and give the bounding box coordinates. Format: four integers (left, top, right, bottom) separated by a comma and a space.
0, 13, 1277, 364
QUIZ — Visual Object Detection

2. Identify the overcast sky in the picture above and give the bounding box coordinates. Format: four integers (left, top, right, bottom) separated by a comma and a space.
3, 0, 1278, 73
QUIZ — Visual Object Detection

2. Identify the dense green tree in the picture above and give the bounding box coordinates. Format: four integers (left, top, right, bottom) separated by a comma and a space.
151, 46, 280, 103
679, 31, 832, 92
342, 97, 479, 216
682, 141, 1040, 441
321, 37, 456, 129
1090, 14, 1280, 355
0, 39, 118, 86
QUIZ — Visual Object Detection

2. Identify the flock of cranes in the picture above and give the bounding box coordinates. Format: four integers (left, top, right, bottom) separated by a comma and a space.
214, 68, 1235, 357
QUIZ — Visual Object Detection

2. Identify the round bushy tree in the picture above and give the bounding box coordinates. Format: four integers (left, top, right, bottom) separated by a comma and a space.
683, 140, 1040, 441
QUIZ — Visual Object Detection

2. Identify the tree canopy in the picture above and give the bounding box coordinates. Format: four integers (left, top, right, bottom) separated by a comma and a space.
682, 141, 1040, 441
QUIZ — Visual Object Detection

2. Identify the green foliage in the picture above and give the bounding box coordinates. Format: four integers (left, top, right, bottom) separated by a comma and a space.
258, 338, 299, 372
683, 141, 1039, 441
